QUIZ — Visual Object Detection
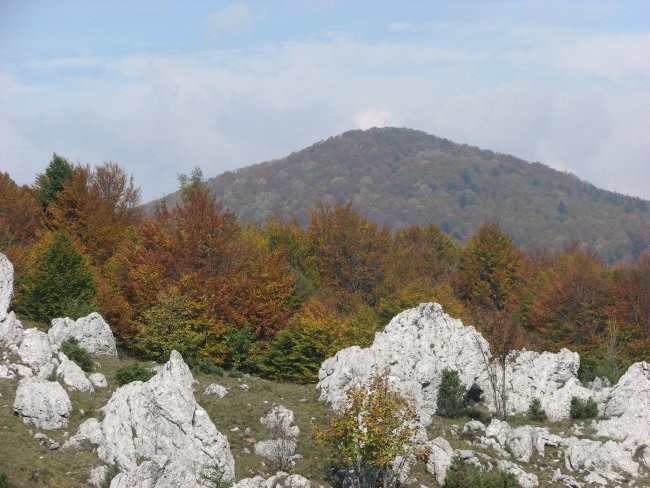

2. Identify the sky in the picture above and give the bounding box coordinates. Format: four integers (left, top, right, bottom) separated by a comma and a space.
1, 0, 649, 202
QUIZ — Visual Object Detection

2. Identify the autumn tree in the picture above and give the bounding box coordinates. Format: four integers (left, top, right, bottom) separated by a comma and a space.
0, 173, 41, 251
34, 153, 74, 208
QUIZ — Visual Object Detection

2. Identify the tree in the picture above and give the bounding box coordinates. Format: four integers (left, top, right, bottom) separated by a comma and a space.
19, 232, 97, 321
437, 369, 466, 418
34, 153, 74, 208
316, 370, 428, 488
0, 173, 41, 250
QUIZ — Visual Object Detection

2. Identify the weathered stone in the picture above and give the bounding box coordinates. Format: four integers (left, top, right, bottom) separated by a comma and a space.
551, 468, 582, 488
564, 437, 639, 481
10, 362, 33, 378
88, 466, 109, 488
0, 253, 13, 321
463, 420, 486, 434
318, 303, 491, 426
254, 439, 297, 467
89, 372, 108, 388
425, 437, 454, 485
48, 312, 117, 357
204, 383, 228, 398
13, 377, 72, 430
65, 350, 234, 487
0, 311, 23, 348
17, 328, 53, 375
496, 460, 538, 488
233, 472, 311, 488
260, 405, 299, 438
0, 364, 15, 379
57, 352, 94, 393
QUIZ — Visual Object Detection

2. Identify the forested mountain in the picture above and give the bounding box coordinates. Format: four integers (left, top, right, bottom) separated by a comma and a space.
155, 127, 649, 264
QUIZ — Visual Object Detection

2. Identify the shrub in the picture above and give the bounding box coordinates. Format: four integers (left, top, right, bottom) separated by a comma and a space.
527, 399, 548, 422
570, 396, 598, 420
194, 358, 224, 376
115, 363, 155, 385
61, 337, 94, 372
0, 472, 13, 488
223, 325, 256, 371
437, 369, 466, 418
444, 458, 521, 488
227, 369, 243, 379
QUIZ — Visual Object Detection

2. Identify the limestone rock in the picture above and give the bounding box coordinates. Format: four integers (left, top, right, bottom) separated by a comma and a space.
253, 439, 297, 467
0, 364, 15, 379
0, 253, 13, 321
496, 460, 538, 488
48, 312, 117, 357
204, 383, 228, 398
233, 472, 311, 488
17, 328, 54, 376
425, 437, 454, 485
10, 362, 33, 378
57, 352, 94, 393
65, 350, 234, 487
88, 466, 109, 488
564, 437, 639, 481
551, 469, 582, 488
317, 303, 490, 425
89, 372, 108, 388
260, 405, 300, 438
13, 377, 72, 430
0, 311, 23, 348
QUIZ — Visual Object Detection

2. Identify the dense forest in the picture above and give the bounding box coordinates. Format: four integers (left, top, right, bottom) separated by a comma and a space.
153, 128, 649, 265
1, 154, 649, 386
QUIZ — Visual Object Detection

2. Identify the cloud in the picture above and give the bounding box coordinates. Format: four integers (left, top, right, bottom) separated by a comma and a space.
206, 4, 258, 39
353, 108, 397, 129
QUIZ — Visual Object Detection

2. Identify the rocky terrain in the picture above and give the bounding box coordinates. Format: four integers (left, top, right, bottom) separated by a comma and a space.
1, 252, 649, 487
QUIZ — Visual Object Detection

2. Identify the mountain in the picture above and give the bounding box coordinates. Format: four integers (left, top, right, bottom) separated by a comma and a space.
155, 128, 649, 264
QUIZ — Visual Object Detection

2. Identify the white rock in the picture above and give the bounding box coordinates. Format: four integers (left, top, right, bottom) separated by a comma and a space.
463, 420, 486, 433
564, 437, 638, 481
65, 350, 234, 487
425, 437, 454, 485
496, 460, 538, 488
48, 312, 117, 357
260, 405, 300, 438
254, 439, 297, 467
89, 372, 108, 388
0, 311, 23, 348
233, 472, 311, 488
0, 253, 13, 321
204, 383, 228, 398
57, 352, 94, 393
13, 377, 72, 430
17, 328, 53, 374
551, 468, 582, 488
88, 465, 109, 488
10, 362, 33, 378
317, 303, 491, 425
0, 364, 15, 379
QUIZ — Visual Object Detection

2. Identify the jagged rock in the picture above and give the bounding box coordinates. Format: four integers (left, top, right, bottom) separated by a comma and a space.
0, 311, 23, 348
17, 328, 54, 376
89, 372, 108, 388
318, 303, 491, 425
253, 439, 297, 467
564, 437, 639, 481
425, 437, 454, 485
48, 312, 117, 357
88, 466, 109, 488
0, 364, 15, 379
260, 405, 300, 438
496, 460, 538, 488
9, 362, 33, 378
0, 253, 13, 321
552, 468, 582, 488
463, 420, 486, 434
64, 350, 234, 487
34, 432, 60, 450
57, 352, 94, 393
13, 377, 72, 430
484, 419, 564, 462
204, 383, 228, 398
233, 472, 311, 488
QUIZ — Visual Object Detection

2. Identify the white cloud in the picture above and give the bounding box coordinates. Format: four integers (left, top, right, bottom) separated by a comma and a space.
353, 108, 397, 130
206, 4, 258, 39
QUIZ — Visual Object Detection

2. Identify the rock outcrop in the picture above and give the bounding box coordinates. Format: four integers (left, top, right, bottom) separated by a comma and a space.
0, 253, 13, 321
17, 328, 55, 377
13, 377, 72, 430
318, 303, 490, 425
0, 311, 23, 348
233, 472, 310, 488
260, 405, 300, 438
57, 351, 94, 393
48, 312, 117, 357
65, 350, 234, 487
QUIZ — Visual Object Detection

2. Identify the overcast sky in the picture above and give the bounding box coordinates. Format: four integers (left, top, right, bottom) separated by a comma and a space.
1, 0, 649, 202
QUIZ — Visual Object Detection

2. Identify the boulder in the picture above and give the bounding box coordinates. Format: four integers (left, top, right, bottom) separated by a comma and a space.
0, 253, 13, 321
57, 352, 94, 393
260, 405, 300, 438
317, 303, 491, 425
425, 437, 455, 485
89, 372, 108, 388
551, 469, 582, 488
253, 439, 297, 467
13, 377, 72, 430
0, 364, 14, 379
65, 350, 234, 487
17, 328, 54, 376
233, 472, 311, 488
484, 419, 564, 462
204, 383, 228, 398
496, 460, 538, 488
48, 312, 117, 357
564, 437, 639, 481
0, 311, 23, 348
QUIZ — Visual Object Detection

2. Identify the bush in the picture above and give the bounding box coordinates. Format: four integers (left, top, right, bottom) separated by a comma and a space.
227, 369, 243, 379
444, 458, 522, 488
527, 399, 548, 422
115, 363, 155, 385
61, 337, 94, 372
570, 396, 598, 420
437, 369, 466, 418
194, 358, 224, 376
0, 472, 13, 488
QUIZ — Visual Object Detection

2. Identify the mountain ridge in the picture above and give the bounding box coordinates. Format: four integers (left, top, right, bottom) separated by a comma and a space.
153, 127, 649, 264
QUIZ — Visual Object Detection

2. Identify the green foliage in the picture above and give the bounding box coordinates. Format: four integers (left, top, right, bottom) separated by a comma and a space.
19, 232, 97, 321
570, 396, 598, 420
200, 462, 232, 488
34, 153, 74, 208
193, 358, 224, 376
222, 325, 256, 371
527, 399, 548, 422
316, 371, 428, 488
444, 458, 522, 488
437, 369, 466, 418
61, 337, 94, 372
227, 369, 243, 379
178, 166, 210, 202
115, 362, 155, 385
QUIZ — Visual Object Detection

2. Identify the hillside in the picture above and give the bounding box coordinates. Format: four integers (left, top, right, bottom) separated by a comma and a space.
155, 128, 649, 264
